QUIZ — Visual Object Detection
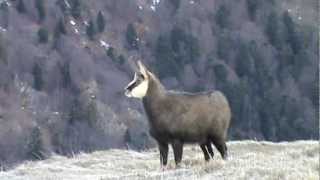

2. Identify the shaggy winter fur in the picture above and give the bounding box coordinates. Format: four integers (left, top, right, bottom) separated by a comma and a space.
125, 61, 231, 167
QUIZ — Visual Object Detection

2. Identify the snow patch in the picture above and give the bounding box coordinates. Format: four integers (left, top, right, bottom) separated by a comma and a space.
64, 0, 71, 8
152, 0, 160, 5
99, 40, 110, 49
150, 5, 156, 11
70, 20, 76, 26
0, 0, 10, 7
150, 0, 160, 11
190, 0, 195, 4
0, 26, 6, 32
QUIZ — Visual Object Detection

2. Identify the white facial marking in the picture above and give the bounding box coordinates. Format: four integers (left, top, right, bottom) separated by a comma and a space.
125, 72, 149, 98
130, 80, 148, 98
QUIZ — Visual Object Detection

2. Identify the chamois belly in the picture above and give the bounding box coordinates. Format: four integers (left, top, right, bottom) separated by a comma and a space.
151, 115, 212, 144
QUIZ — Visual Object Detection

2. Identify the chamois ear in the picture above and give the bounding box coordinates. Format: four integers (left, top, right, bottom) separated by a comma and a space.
137, 60, 148, 78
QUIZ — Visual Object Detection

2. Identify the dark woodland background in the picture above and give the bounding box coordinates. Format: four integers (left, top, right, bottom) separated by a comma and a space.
0, 0, 318, 168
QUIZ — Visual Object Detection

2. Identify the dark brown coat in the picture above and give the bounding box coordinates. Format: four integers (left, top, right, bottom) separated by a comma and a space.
142, 72, 231, 166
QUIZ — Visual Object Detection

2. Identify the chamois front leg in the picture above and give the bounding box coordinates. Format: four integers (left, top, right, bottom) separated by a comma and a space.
206, 141, 214, 158
158, 141, 169, 168
172, 140, 183, 167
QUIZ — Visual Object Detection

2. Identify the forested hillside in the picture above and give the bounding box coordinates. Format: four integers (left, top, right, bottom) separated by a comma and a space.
0, 0, 318, 167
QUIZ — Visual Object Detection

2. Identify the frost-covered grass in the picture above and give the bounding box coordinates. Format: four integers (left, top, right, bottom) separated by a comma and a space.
0, 141, 318, 180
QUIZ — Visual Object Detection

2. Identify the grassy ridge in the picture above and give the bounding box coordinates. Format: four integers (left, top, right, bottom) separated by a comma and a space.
0, 141, 318, 180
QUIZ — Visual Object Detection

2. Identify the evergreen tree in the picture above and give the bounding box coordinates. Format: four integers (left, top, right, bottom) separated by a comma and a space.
125, 23, 139, 50
17, 0, 27, 14
170, 0, 180, 12
217, 32, 233, 62
265, 11, 282, 49
57, 18, 67, 35
170, 26, 200, 65
215, 4, 230, 29
96, 11, 105, 33
107, 47, 116, 61
86, 100, 98, 127
0, 34, 7, 65
71, 0, 81, 19
53, 18, 67, 48
235, 42, 254, 77
69, 97, 83, 124
0, 1, 9, 28
283, 11, 301, 54
154, 35, 179, 78
214, 64, 228, 82
37, 27, 49, 43
32, 63, 44, 91
86, 20, 96, 40
247, 0, 259, 21
26, 127, 45, 160
60, 62, 71, 89
35, 0, 46, 22
118, 55, 125, 65
56, 0, 68, 13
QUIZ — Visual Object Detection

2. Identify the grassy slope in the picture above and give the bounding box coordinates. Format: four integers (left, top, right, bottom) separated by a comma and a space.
0, 141, 318, 180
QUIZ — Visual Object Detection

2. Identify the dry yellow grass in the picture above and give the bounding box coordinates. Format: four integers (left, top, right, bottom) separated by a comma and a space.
0, 141, 318, 180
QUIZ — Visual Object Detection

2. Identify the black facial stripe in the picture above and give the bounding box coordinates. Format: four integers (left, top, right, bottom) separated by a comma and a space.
126, 72, 145, 91
127, 81, 137, 91
138, 73, 145, 80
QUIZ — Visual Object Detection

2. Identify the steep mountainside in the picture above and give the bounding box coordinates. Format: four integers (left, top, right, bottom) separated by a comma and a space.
0, 0, 318, 167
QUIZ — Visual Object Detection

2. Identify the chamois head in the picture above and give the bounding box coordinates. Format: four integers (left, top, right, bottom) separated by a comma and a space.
125, 61, 150, 98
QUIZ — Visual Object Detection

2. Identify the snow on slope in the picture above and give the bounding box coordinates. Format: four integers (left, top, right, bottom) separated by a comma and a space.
0, 141, 318, 180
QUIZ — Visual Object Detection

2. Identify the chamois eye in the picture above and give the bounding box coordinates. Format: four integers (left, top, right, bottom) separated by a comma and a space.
138, 73, 145, 80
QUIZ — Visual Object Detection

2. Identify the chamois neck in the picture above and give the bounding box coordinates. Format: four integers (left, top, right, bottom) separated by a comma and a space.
144, 73, 166, 100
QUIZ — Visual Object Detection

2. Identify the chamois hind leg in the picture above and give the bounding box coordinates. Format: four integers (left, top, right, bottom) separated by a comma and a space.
206, 141, 214, 158
200, 144, 210, 161
172, 140, 183, 167
211, 137, 228, 160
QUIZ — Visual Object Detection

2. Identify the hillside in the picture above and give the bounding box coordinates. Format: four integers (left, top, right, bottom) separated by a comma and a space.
0, 141, 318, 180
0, 0, 318, 167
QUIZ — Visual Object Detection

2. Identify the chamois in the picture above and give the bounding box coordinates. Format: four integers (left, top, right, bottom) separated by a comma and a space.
125, 61, 231, 167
